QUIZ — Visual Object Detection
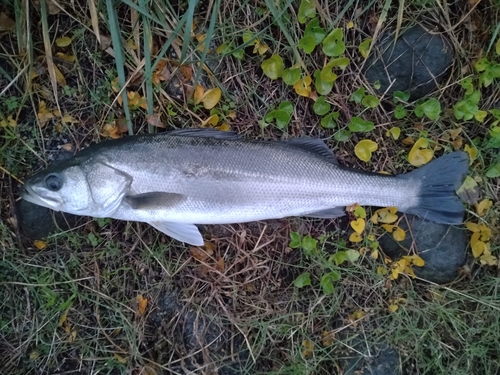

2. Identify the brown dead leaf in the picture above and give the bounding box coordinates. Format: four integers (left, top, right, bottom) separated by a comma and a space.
53, 64, 67, 86
146, 114, 165, 128
137, 295, 147, 316
179, 65, 193, 81
61, 143, 73, 151
99, 35, 112, 50
215, 257, 225, 272
0, 12, 15, 31
190, 247, 210, 261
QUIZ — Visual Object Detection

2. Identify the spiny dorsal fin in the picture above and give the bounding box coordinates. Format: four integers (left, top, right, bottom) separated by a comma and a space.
288, 138, 338, 164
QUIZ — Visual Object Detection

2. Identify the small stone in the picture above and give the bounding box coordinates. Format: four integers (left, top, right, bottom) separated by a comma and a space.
363, 26, 453, 100
379, 215, 467, 284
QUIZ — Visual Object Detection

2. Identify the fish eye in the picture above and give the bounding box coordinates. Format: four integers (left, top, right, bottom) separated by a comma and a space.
45, 174, 62, 191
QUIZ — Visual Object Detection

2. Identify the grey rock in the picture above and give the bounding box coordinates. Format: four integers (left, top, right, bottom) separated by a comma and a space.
363, 25, 453, 99
16, 199, 78, 240
343, 341, 402, 375
379, 215, 467, 284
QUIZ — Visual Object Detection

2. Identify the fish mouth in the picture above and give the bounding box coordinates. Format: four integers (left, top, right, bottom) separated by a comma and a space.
20, 185, 61, 209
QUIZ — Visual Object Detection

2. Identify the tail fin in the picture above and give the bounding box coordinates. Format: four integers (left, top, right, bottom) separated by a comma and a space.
399, 151, 469, 224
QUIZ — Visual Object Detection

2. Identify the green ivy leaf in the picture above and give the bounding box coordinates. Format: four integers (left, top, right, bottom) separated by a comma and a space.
460, 78, 474, 95
330, 251, 347, 265
279, 101, 294, 114
320, 112, 339, 128
358, 38, 372, 58
313, 96, 331, 115
348, 117, 374, 132
334, 129, 351, 142
283, 68, 301, 85
314, 70, 334, 95
486, 162, 500, 178
361, 95, 379, 108
301, 235, 317, 255
328, 57, 350, 69
393, 90, 411, 103
264, 109, 291, 129
290, 231, 302, 248
345, 249, 360, 263
261, 54, 284, 79
320, 271, 340, 294
350, 87, 365, 103
475, 57, 490, 72
304, 18, 326, 44
298, 0, 316, 24
414, 98, 441, 120
394, 105, 407, 119
322, 28, 345, 57
294, 272, 311, 288
298, 34, 317, 54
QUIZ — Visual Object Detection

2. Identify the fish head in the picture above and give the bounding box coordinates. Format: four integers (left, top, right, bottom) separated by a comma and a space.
21, 159, 132, 217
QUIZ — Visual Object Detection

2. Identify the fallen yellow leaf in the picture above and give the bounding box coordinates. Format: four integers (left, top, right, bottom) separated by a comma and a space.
354, 139, 378, 162
54, 64, 67, 86
476, 199, 492, 216
193, 84, 205, 105
302, 339, 314, 358
34, 240, 47, 250
349, 232, 363, 243
321, 331, 335, 347
350, 218, 365, 234
371, 207, 398, 224
386, 127, 401, 140
201, 114, 220, 127
393, 226, 406, 242
202, 87, 222, 109
56, 36, 72, 47
56, 52, 76, 62
0, 115, 16, 127
293, 76, 312, 97
464, 144, 478, 165
408, 138, 434, 166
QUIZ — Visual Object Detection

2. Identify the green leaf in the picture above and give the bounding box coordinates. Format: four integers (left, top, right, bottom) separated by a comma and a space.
348, 117, 374, 132
373, 80, 381, 90
320, 272, 340, 294
290, 231, 302, 248
358, 38, 372, 58
294, 272, 311, 288
475, 57, 489, 72
320, 274, 335, 294
393, 90, 410, 103
330, 251, 347, 265
361, 95, 379, 108
490, 63, 500, 78
298, 34, 317, 54
453, 100, 477, 121
298, 0, 316, 24
320, 66, 338, 83
486, 162, 500, 178
242, 31, 255, 44
320, 112, 339, 128
496, 38, 500, 55
265, 109, 291, 129
304, 18, 326, 44
350, 87, 365, 103
334, 129, 351, 142
301, 235, 317, 255
394, 105, 407, 119
415, 98, 441, 120
460, 77, 474, 95
261, 54, 284, 80
279, 101, 294, 114
345, 249, 360, 263
232, 48, 244, 60
283, 68, 301, 85
322, 28, 345, 57
313, 96, 331, 115
314, 70, 334, 95
328, 57, 350, 69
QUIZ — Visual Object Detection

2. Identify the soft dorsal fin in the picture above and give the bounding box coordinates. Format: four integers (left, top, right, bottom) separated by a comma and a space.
168, 128, 241, 139
288, 138, 338, 164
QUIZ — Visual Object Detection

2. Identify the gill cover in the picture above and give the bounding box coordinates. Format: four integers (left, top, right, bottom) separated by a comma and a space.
85, 161, 133, 217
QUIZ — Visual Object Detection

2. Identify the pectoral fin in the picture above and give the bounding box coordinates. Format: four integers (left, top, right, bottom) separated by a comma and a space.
149, 221, 204, 246
303, 207, 345, 219
124, 192, 186, 210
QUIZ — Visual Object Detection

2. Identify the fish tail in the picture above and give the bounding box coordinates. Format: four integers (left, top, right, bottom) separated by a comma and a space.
399, 151, 469, 224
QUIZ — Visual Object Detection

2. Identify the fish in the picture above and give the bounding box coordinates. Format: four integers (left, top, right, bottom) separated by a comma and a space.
21, 128, 469, 246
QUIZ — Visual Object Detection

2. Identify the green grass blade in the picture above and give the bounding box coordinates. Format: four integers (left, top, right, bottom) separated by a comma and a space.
105, 0, 133, 135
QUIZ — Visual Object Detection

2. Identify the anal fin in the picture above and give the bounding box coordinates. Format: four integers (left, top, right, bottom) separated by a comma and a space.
303, 207, 345, 219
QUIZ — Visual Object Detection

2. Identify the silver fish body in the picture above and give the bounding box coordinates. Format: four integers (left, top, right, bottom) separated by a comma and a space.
21, 129, 469, 245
